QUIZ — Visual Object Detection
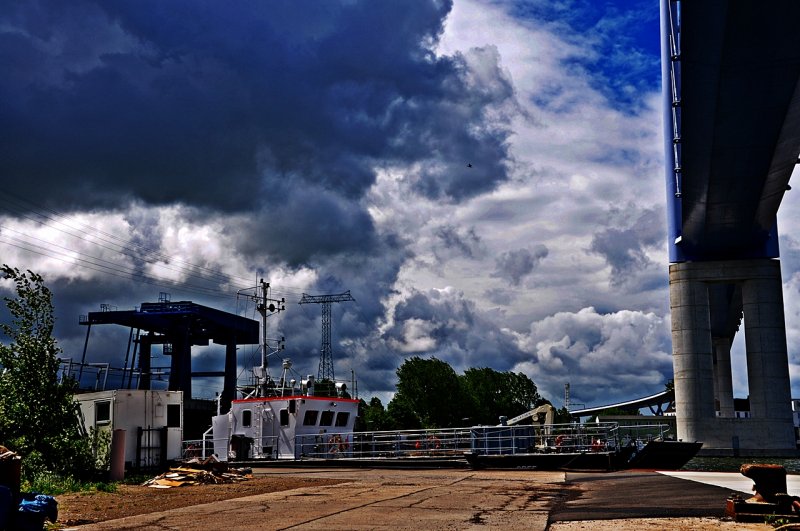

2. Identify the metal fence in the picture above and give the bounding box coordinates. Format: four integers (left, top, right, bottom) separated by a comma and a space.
294, 428, 474, 459
469, 422, 620, 455
181, 422, 675, 461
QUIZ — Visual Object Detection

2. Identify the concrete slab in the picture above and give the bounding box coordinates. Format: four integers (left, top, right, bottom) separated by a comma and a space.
552, 470, 737, 521
67, 468, 565, 531
659, 470, 800, 496
63, 468, 773, 530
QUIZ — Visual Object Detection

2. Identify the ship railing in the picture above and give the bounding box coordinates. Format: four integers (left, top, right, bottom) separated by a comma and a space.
182, 432, 271, 462
253, 435, 280, 459
181, 439, 208, 460
294, 427, 474, 459
469, 422, 621, 456
181, 438, 215, 460
614, 423, 673, 450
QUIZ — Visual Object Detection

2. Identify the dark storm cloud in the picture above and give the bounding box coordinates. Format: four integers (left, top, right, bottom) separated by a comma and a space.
484, 287, 514, 306
588, 207, 663, 286
384, 288, 529, 371
491, 245, 548, 286
232, 185, 379, 267
433, 224, 484, 260
1, 0, 514, 212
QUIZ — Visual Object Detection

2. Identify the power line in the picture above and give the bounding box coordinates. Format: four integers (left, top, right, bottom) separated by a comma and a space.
0, 191, 314, 302
0, 191, 257, 290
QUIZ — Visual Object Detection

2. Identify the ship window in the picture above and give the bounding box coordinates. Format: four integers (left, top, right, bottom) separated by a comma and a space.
242, 409, 252, 427
334, 412, 350, 427
303, 410, 319, 426
95, 401, 111, 425
167, 404, 181, 428
320, 411, 334, 426
280, 409, 289, 426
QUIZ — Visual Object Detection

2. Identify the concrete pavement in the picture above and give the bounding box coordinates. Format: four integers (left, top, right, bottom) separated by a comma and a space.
67, 468, 566, 531
65, 467, 770, 531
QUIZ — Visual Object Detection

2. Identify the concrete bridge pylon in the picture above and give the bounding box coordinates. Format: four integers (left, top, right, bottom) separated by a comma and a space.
670, 259, 796, 455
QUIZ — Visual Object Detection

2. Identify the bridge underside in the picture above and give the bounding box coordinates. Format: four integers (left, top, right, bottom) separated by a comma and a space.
676, 1, 800, 262
663, 1, 800, 455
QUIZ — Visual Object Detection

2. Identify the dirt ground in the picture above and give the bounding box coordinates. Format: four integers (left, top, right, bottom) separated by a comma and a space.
54, 476, 345, 528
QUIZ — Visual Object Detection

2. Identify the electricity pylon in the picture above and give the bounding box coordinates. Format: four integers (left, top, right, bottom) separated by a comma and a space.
299, 290, 355, 381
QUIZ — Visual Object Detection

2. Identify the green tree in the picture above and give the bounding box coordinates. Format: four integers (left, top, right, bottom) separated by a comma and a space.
389, 357, 466, 428
0, 266, 92, 480
460, 368, 543, 425
553, 406, 573, 424
386, 394, 422, 430
356, 397, 393, 432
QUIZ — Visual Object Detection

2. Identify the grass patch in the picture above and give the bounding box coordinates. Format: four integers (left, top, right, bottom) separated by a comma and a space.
23, 471, 118, 496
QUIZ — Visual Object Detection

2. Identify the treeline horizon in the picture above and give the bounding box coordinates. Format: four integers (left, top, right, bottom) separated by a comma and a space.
355, 356, 571, 431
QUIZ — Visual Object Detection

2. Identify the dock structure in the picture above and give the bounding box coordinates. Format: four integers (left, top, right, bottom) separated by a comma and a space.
80, 300, 259, 412
661, 0, 800, 454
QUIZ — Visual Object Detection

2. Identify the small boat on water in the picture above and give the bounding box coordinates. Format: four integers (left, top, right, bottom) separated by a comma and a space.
202, 388, 700, 470
462, 403, 701, 471
463, 422, 702, 471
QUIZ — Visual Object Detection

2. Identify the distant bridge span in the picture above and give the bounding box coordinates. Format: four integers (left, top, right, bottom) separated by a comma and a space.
662, 0, 800, 455
569, 390, 674, 418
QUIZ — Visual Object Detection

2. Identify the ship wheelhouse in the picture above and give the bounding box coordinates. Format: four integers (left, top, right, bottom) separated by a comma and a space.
214, 391, 359, 460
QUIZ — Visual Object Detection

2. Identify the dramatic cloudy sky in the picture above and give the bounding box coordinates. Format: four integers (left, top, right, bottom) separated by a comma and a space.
2, 0, 800, 409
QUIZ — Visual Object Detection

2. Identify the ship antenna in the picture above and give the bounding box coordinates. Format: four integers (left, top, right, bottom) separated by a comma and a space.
252, 279, 285, 395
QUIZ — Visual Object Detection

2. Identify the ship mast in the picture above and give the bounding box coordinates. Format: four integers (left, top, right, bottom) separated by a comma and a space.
248, 279, 285, 396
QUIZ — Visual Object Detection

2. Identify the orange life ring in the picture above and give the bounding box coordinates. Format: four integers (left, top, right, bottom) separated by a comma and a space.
427, 436, 441, 450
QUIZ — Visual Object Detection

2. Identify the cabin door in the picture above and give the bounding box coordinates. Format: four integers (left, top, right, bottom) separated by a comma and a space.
276, 404, 295, 458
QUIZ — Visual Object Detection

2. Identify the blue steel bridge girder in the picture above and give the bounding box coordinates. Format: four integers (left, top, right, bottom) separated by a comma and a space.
661, 0, 800, 264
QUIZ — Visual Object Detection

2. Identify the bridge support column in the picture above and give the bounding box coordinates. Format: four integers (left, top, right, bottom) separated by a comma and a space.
670, 276, 716, 443
713, 337, 735, 418
742, 271, 794, 424
669, 259, 796, 456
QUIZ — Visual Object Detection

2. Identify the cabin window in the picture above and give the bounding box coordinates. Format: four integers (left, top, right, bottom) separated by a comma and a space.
242, 409, 252, 427
303, 410, 319, 426
289, 400, 296, 414
167, 404, 181, 428
280, 409, 289, 426
95, 401, 111, 425
320, 410, 334, 427
334, 412, 350, 427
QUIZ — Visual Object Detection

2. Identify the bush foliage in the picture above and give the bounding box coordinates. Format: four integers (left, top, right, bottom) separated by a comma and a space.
0, 265, 94, 483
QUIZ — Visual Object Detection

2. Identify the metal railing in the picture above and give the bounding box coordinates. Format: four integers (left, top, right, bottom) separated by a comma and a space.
294, 428, 474, 459
181, 422, 675, 462
181, 439, 215, 460
469, 422, 620, 456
